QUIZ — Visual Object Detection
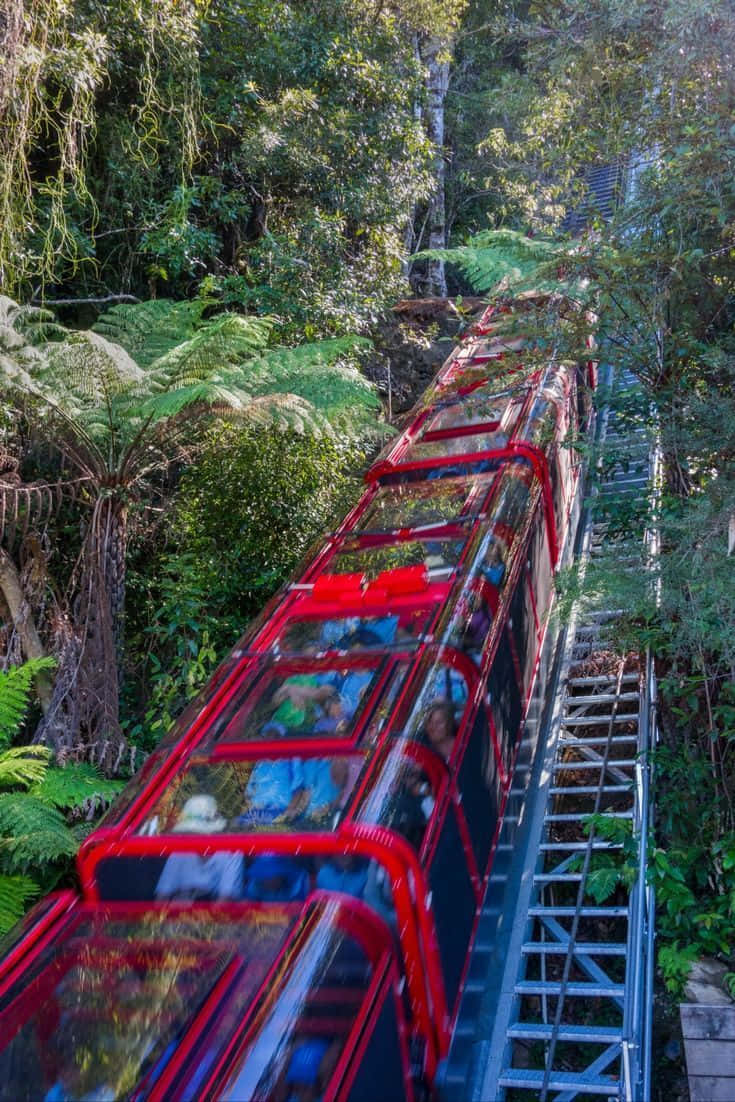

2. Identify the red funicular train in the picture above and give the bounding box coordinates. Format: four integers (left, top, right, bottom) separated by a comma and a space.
0, 296, 595, 1101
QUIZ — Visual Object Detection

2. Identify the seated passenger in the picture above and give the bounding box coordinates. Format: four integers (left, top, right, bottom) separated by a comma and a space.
242, 855, 310, 902
273, 1037, 341, 1102
321, 669, 372, 718
302, 758, 349, 823
482, 541, 506, 588
271, 672, 334, 731
155, 796, 243, 901
311, 693, 348, 736
421, 701, 456, 761
240, 758, 309, 825
335, 615, 398, 649
389, 765, 433, 849
315, 855, 369, 898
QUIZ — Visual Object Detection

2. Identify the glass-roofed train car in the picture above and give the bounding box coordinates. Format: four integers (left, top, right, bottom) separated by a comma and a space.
1, 295, 596, 1099
0, 892, 412, 1101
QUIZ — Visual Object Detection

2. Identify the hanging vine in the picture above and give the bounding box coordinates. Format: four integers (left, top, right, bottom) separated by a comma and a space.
0, 0, 206, 297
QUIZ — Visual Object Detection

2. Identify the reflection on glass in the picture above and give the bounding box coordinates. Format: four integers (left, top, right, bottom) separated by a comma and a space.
408, 430, 508, 461
0, 908, 293, 1102
139, 757, 364, 837
278, 613, 430, 655
356, 476, 487, 532
357, 747, 435, 852
423, 392, 509, 434
219, 914, 371, 1102
332, 536, 465, 580
217, 663, 382, 744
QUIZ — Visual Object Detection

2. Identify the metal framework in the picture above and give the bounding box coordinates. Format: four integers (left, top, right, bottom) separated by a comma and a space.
441, 367, 656, 1101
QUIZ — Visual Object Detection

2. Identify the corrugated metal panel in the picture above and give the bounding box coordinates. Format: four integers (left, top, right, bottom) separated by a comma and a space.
563, 161, 626, 234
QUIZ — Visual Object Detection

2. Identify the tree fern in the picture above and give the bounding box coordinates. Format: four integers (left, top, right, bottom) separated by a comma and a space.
92, 298, 211, 367
0, 794, 77, 873
0, 661, 81, 932
31, 762, 123, 812
414, 228, 579, 297
0, 873, 39, 932
0, 659, 56, 749
0, 746, 52, 789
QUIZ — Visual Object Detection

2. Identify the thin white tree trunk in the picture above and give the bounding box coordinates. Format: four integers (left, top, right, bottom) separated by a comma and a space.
424, 37, 451, 297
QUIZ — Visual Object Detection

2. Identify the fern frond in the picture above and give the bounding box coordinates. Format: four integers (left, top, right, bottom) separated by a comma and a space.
0, 794, 77, 872
145, 313, 274, 391
31, 762, 123, 811
0, 747, 51, 790
414, 229, 570, 296
0, 659, 56, 748
93, 299, 212, 368
0, 873, 39, 934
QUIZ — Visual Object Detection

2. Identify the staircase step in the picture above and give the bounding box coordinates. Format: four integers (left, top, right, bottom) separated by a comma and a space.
498, 1068, 618, 1094
515, 980, 625, 998
522, 942, 627, 956
508, 1022, 622, 1043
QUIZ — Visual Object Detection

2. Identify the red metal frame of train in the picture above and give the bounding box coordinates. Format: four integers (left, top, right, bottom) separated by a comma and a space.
0, 295, 596, 1102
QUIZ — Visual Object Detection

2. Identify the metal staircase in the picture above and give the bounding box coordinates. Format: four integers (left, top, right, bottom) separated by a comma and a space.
442, 370, 656, 1101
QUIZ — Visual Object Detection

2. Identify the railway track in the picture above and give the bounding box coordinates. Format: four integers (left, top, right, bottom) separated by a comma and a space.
442, 368, 656, 1101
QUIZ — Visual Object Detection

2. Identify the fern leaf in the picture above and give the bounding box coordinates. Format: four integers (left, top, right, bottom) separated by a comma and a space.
0, 794, 77, 872
0, 659, 56, 748
0, 747, 51, 790
0, 873, 39, 934
31, 762, 123, 811
145, 313, 275, 390
93, 299, 212, 368
414, 229, 570, 296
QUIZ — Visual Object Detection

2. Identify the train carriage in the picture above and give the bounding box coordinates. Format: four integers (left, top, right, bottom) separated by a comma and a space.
0, 297, 595, 1100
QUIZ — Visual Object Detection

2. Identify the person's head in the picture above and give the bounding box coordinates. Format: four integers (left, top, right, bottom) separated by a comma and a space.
173, 794, 227, 833
424, 701, 455, 751
324, 693, 343, 720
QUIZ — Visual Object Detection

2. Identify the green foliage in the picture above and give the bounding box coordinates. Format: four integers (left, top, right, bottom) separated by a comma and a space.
0, 660, 118, 932
0, 659, 57, 749
123, 423, 365, 746
414, 229, 576, 296
31, 763, 123, 812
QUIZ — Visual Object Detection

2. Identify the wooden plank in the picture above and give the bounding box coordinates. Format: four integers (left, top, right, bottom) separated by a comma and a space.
681, 1004, 735, 1041
684, 1039, 735, 1077
689, 1076, 735, 1102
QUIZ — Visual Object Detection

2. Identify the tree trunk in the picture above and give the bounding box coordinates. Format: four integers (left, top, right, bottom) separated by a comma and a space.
423, 38, 451, 297
0, 548, 52, 713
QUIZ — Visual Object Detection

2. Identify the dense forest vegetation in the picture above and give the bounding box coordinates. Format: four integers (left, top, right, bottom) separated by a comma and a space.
1, 0, 734, 1038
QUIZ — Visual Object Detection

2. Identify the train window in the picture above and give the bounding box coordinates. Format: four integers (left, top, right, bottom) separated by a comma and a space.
394, 656, 470, 762
214, 661, 384, 744
428, 802, 477, 1012
487, 628, 523, 776
529, 507, 553, 631
331, 533, 467, 581
0, 906, 295, 1102
355, 474, 491, 533
457, 707, 502, 875
216, 920, 373, 1102
520, 395, 556, 448
440, 582, 497, 667
277, 610, 430, 654
355, 745, 438, 854
421, 389, 512, 434
491, 461, 535, 538
407, 428, 509, 461
137, 754, 366, 837
509, 568, 538, 698
346, 986, 408, 1102
94, 849, 398, 926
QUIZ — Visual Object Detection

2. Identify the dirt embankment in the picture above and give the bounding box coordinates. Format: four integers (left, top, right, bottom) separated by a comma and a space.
365, 297, 487, 421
